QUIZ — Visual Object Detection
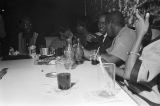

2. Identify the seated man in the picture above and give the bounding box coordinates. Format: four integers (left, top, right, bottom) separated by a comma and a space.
95, 12, 113, 54
18, 17, 46, 54
101, 11, 136, 65
84, 11, 136, 66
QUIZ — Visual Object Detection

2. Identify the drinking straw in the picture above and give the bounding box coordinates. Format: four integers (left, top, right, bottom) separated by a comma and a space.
95, 47, 100, 58
98, 56, 105, 75
95, 34, 107, 57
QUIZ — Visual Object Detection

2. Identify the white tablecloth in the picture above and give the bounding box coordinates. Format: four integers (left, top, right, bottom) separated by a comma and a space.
0, 59, 138, 106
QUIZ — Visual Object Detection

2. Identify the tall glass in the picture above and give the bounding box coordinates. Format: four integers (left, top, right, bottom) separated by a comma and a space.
55, 60, 71, 90
101, 63, 116, 95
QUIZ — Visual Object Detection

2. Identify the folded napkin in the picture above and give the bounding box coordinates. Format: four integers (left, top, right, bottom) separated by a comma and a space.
0, 68, 8, 80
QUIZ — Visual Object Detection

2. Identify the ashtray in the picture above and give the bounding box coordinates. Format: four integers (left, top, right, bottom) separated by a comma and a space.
45, 72, 57, 78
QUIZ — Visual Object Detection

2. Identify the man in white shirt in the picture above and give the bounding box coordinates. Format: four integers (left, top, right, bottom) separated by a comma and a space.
100, 11, 137, 65
84, 11, 137, 66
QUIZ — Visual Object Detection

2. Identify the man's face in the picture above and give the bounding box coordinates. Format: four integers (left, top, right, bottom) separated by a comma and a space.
106, 23, 118, 38
98, 15, 106, 35
106, 23, 112, 37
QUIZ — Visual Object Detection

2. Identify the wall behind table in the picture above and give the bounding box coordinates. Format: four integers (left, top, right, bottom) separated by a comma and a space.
4, 0, 84, 46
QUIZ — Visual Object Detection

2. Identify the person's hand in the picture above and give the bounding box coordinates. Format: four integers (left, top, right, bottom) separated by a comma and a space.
135, 9, 150, 37
83, 48, 91, 60
86, 34, 93, 42
86, 34, 96, 42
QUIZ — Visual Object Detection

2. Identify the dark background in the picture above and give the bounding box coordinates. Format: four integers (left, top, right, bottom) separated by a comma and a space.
0, 0, 85, 38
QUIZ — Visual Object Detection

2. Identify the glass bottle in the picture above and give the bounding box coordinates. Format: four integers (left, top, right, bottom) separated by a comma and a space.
64, 38, 75, 69
75, 38, 84, 64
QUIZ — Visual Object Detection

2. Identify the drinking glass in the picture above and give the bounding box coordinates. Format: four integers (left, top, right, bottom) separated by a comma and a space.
49, 47, 55, 55
90, 50, 99, 65
57, 73, 71, 90
55, 60, 71, 90
55, 59, 66, 73
101, 63, 116, 95
40, 48, 49, 55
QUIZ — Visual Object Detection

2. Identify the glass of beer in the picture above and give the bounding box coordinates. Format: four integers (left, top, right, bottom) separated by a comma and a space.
55, 60, 71, 90
57, 73, 71, 90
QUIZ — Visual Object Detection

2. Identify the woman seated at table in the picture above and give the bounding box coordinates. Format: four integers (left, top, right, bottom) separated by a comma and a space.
116, 10, 160, 104
18, 17, 46, 54
49, 26, 73, 49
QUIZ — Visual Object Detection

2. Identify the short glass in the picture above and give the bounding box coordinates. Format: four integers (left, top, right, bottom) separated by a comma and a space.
90, 50, 99, 65
49, 47, 55, 55
40, 48, 49, 56
57, 73, 71, 90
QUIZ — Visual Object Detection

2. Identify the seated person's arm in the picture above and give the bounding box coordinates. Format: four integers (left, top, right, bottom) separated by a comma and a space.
101, 53, 122, 64
101, 52, 125, 77
122, 11, 150, 80
101, 29, 135, 66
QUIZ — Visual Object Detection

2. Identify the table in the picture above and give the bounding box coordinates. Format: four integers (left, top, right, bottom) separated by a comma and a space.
0, 59, 139, 106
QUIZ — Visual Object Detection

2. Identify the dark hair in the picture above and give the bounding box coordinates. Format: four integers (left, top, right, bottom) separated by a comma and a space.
106, 11, 125, 27
77, 20, 87, 28
99, 12, 109, 18
58, 25, 70, 33
19, 16, 32, 25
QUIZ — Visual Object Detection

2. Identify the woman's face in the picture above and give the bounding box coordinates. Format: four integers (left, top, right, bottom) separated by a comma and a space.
76, 25, 86, 34
23, 20, 32, 33
59, 30, 73, 40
